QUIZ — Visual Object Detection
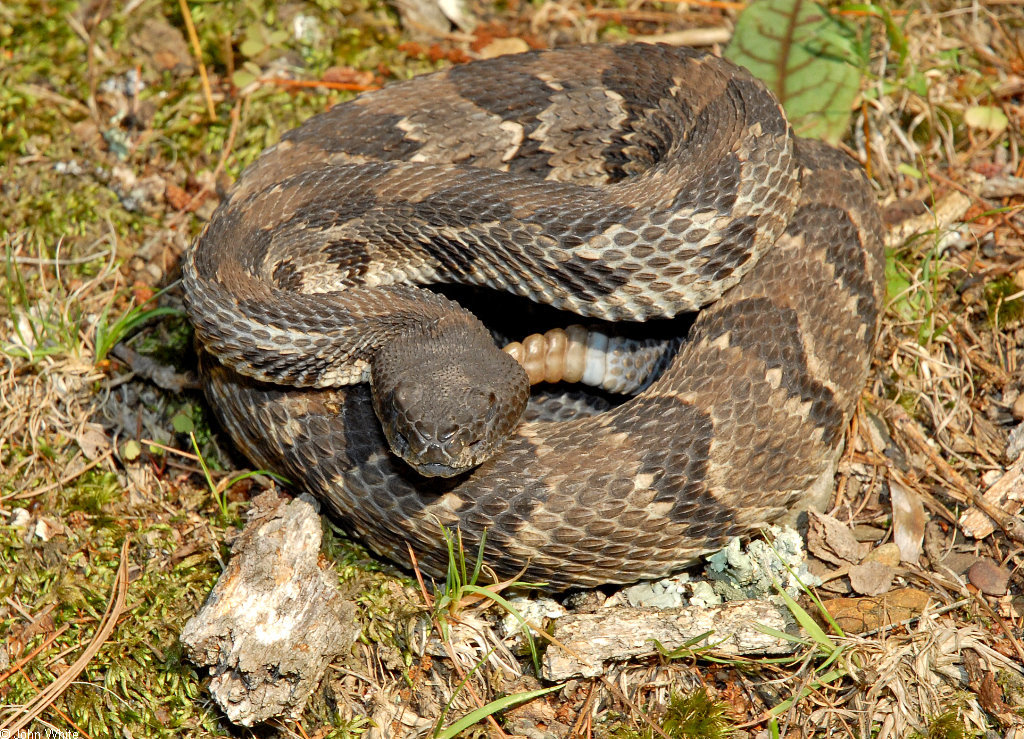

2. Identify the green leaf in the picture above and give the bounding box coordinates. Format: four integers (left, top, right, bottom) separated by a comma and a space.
94, 305, 180, 363
434, 685, 562, 739
232, 69, 257, 88
775, 585, 836, 652
964, 105, 1009, 134
239, 36, 265, 58
122, 439, 141, 461
885, 252, 923, 322
172, 412, 195, 434
726, 0, 866, 144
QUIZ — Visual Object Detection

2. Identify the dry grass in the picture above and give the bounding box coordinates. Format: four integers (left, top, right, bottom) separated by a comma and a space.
1, 0, 1023, 737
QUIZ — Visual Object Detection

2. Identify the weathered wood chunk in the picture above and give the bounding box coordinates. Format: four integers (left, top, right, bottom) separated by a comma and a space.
181, 493, 359, 726
543, 601, 798, 681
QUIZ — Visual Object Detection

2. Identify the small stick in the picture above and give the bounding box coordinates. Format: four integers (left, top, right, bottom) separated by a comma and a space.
177, 0, 218, 121
886, 405, 1024, 543
260, 77, 379, 92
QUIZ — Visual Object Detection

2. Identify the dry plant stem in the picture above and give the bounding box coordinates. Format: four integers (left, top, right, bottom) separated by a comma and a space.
9, 663, 91, 739
139, 438, 200, 461
177, 0, 217, 121
886, 405, 1024, 542
951, 327, 1013, 385
0, 541, 130, 734
568, 680, 598, 737
630, 27, 733, 45
969, 589, 1024, 664
653, 0, 745, 9
926, 168, 989, 207
598, 676, 674, 739
259, 78, 379, 92
860, 101, 873, 179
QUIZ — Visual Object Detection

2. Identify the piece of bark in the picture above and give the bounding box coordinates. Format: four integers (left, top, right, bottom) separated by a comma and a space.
885, 190, 971, 247
807, 510, 870, 566
848, 561, 895, 596
959, 456, 1024, 540
181, 493, 359, 726
543, 601, 797, 681
890, 479, 926, 565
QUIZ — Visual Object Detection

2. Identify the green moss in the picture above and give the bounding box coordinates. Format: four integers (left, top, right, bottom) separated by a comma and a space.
62, 468, 123, 514
912, 708, 973, 739
135, 313, 195, 367
1, 517, 224, 735
985, 276, 1024, 328
610, 688, 735, 739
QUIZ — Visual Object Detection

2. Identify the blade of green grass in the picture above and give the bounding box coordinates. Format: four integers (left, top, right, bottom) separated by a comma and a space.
434, 685, 562, 739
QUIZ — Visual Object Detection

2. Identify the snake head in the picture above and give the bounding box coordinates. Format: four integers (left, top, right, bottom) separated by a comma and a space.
371, 314, 529, 478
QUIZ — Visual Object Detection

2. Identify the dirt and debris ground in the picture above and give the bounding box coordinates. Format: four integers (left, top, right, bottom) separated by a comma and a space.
1, 0, 1023, 737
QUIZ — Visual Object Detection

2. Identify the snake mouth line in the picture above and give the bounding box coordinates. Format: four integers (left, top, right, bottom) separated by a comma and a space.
415, 461, 471, 478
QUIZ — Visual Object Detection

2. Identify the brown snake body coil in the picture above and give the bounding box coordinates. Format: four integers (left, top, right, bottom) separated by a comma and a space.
183, 44, 884, 589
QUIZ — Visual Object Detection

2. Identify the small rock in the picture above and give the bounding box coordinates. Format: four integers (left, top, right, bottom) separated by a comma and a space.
689, 581, 721, 607
8, 507, 30, 528
623, 574, 688, 609
863, 542, 902, 568
821, 587, 932, 634
968, 559, 1010, 596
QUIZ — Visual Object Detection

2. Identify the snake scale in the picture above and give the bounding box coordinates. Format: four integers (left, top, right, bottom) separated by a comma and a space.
183, 44, 884, 590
